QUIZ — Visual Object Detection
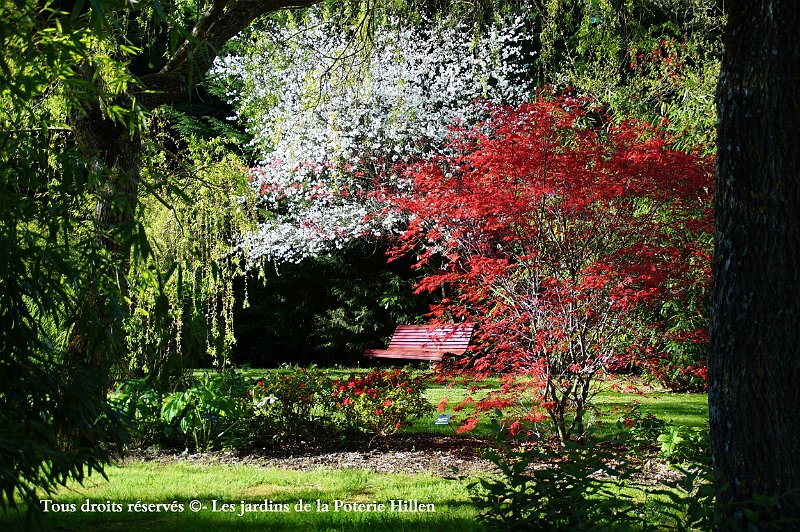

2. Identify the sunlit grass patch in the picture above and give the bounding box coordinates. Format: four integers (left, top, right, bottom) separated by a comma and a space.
0, 462, 480, 532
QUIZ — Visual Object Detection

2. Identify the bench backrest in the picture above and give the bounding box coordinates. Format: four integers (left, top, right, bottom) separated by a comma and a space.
386, 324, 473, 352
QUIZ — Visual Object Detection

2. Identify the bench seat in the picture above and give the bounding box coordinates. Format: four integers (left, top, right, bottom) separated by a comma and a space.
363, 324, 474, 361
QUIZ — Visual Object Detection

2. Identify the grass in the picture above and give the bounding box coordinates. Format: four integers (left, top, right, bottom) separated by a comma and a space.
0, 463, 479, 531
3, 368, 710, 530
417, 374, 708, 438
593, 390, 709, 428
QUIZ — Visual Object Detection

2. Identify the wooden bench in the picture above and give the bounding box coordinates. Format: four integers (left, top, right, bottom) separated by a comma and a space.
363, 324, 474, 361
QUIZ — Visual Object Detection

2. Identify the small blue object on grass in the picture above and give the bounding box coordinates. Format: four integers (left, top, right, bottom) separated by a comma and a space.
434, 414, 452, 426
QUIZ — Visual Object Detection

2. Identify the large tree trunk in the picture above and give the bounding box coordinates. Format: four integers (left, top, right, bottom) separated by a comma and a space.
710, 0, 800, 526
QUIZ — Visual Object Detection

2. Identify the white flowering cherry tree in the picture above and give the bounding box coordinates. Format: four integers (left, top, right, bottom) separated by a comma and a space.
215, 8, 534, 264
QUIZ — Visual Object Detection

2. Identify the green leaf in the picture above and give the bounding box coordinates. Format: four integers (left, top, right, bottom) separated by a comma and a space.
743, 508, 759, 523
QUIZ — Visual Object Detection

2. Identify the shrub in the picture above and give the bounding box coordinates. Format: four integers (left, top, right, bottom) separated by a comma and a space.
470, 442, 642, 531
640, 301, 709, 393
656, 426, 710, 465
613, 403, 710, 464
474, 439, 798, 531
332, 368, 433, 435
109, 377, 166, 445
112, 366, 435, 447
250, 366, 335, 439
160, 370, 252, 451
613, 402, 669, 456
638, 238, 711, 394
642, 343, 709, 393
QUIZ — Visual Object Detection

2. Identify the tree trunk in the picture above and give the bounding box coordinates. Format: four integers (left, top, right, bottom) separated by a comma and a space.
710, 1, 800, 526
66, 64, 142, 394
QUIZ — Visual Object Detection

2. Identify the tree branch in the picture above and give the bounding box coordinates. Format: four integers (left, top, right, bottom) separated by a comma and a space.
159, 0, 230, 76
140, 0, 322, 108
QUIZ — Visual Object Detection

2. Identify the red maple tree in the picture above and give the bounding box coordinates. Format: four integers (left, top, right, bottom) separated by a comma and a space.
383, 94, 714, 440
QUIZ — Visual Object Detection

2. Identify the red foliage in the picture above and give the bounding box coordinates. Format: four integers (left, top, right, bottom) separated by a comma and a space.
383, 94, 713, 439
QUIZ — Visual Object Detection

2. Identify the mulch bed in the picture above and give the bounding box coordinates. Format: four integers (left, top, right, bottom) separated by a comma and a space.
121, 433, 497, 477
119, 432, 684, 485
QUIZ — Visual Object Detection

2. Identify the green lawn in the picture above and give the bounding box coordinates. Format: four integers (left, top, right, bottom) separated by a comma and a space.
594, 390, 709, 428
0, 463, 479, 531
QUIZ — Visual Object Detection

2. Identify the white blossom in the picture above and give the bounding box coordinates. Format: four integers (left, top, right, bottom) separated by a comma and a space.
215, 8, 534, 264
